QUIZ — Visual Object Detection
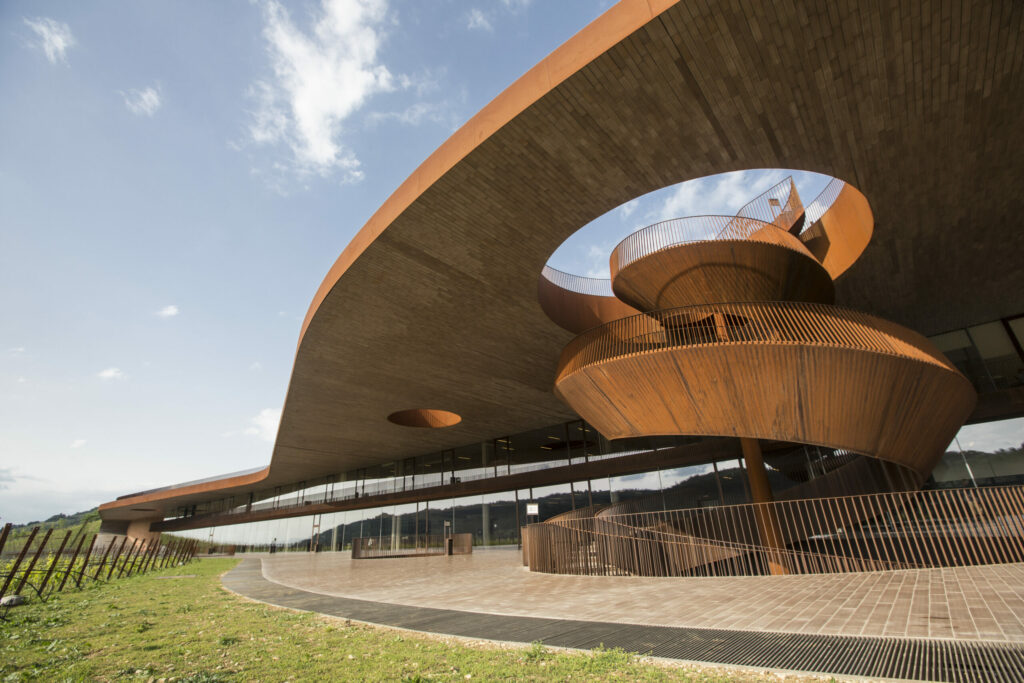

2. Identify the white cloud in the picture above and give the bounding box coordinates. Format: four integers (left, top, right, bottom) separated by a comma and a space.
366, 101, 452, 127
618, 198, 639, 221
466, 8, 493, 31
247, 0, 395, 183
123, 86, 163, 117
654, 170, 786, 221
8, 347, 26, 356
244, 407, 282, 442
156, 304, 179, 318
249, 361, 264, 372
97, 367, 125, 381
71, 439, 87, 449
24, 17, 75, 64
16, 377, 27, 384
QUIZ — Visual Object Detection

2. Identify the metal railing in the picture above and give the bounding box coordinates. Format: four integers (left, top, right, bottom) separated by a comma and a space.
610, 215, 791, 279
523, 486, 1024, 577
540, 265, 614, 297
0, 523, 198, 607
803, 177, 845, 229
173, 448, 656, 525
735, 176, 804, 231
555, 301, 956, 382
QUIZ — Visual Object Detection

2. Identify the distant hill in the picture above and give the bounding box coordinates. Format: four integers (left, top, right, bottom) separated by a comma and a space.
5, 507, 101, 540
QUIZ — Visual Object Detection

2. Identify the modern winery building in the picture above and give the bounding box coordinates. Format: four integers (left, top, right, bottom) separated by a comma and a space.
98, 0, 1024, 576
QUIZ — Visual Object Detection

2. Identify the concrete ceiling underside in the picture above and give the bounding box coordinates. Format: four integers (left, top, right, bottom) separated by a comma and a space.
102, 0, 1024, 519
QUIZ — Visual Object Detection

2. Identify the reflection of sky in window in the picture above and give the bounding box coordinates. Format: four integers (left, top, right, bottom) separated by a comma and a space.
951, 417, 1024, 452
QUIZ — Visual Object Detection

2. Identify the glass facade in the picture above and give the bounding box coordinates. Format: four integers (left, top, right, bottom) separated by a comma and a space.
928, 416, 1024, 489
929, 315, 1024, 393
167, 407, 1024, 552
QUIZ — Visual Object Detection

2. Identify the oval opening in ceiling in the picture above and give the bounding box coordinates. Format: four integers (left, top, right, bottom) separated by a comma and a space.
387, 409, 462, 429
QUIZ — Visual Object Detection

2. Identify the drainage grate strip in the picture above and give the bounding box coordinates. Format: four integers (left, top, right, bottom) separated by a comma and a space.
224, 560, 1024, 682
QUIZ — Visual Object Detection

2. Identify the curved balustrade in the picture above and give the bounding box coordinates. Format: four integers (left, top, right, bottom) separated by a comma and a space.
554, 301, 975, 479
556, 301, 958, 381
538, 265, 639, 334
803, 177, 845, 228
610, 215, 805, 280
798, 181, 873, 279
541, 266, 613, 297
610, 227, 834, 311
532, 176, 978, 578
523, 486, 1024, 577
735, 176, 804, 233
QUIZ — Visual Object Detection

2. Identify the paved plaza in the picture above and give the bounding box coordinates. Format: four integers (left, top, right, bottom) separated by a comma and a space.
254, 547, 1024, 643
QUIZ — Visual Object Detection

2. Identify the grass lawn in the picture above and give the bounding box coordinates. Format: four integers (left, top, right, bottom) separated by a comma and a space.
1, 557, 826, 681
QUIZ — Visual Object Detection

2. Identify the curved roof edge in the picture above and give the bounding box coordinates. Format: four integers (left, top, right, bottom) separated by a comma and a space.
298, 0, 676, 347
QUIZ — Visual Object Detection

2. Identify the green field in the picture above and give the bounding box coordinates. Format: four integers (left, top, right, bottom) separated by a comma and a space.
1, 557, 822, 681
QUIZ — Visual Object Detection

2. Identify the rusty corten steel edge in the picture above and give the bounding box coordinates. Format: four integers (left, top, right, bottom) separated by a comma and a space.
1, 527, 38, 598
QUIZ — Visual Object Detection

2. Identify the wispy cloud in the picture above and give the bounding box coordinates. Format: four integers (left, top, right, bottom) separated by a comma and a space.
466, 8, 493, 31
0, 468, 16, 490
24, 17, 75, 64
654, 170, 786, 221
618, 199, 639, 221
156, 304, 179, 318
8, 347, 26, 356
123, 86, 163, 117
246, 0, 395, 184
97, 367, 125, 381
366, 101, 453, 127
248, 361, 263, 372
244, 407, 281, 442
71, 439, 87, 449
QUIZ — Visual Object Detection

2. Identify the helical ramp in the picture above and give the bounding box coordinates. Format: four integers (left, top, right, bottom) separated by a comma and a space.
525, 177, 993, 577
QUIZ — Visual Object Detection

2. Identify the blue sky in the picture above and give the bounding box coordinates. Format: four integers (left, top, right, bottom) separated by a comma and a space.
2, 1, 1020, 525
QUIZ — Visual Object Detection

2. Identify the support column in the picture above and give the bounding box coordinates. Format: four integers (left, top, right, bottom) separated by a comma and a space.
390, 509, 400, 551
124, 518, 162, 545
740, 437, 788, 575
481, 443, 492, 547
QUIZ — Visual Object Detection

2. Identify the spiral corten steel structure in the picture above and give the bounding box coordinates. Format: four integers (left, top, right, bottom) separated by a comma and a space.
534, 178, 979, 576
100, 0, 1023, 526
552, 179, 977, 481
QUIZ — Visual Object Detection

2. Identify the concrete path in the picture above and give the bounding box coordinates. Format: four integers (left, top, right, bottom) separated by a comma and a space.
222, 556, 1024, 682
256, 547, 1024, 643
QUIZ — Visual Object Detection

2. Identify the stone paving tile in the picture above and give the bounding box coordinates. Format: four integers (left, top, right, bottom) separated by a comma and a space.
255, 548, 1024, 643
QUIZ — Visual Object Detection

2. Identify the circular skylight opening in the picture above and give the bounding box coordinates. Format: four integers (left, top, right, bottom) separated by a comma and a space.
546, 169, 832, 280
387, 409, 462, 428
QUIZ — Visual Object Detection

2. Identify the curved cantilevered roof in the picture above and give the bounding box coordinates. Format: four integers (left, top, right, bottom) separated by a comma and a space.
101, 0, 1024, 520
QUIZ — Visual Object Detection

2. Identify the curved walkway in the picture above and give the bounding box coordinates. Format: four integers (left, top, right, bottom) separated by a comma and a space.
222, 549, 1024, 681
